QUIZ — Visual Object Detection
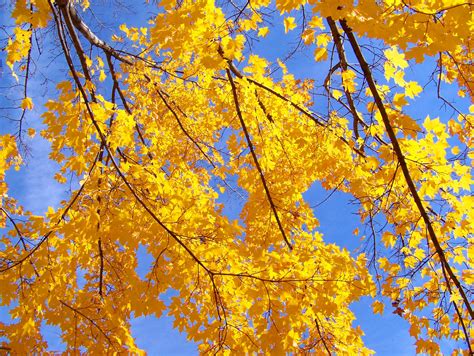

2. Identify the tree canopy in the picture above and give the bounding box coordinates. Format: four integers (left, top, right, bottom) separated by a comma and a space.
0, 0, 472, 354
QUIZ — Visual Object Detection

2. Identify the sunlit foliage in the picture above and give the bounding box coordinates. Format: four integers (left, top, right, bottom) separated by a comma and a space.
1, 0, 472, 353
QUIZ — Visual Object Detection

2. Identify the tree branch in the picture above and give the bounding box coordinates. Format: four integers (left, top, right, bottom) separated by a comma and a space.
226, 68, 293, 251
326, 17, 362, 143
339, 19, 473, 322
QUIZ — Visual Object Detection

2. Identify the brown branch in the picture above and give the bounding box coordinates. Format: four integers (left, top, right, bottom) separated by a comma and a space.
57, 1, 95, 92
0, 208, 40, 277
255, 94, 274, 123
226, 60, 327, 126
59, 300, 115, 348
226, 62, 366, 158
0, 149, 101, 272
104, 53, 131, 113
17, 21, 33, 140
323, 62, 341, 90
453, 300, 473, 355
98, 237, 104, 297
315, 316, 331, 356
436, 53, 468, 121
49, 0, 214, 278
401, 0, 473, 17
326, 17, 363, 143
226, 68, 293, 250
104, 52, 154, 162
60, 0, 132, 65
339, 19, 473, 322
443, 50, 474, 100
213, 270, 363, 286
1, 208, 30, 251
155, 88, 217, 169
97, 147, 105, 299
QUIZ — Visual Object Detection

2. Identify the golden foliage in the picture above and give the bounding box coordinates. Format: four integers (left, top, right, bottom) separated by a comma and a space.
1, 0, 472, 354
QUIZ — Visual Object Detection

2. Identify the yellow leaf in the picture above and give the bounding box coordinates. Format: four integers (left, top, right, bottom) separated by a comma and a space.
99, 70, 106, 82
405, 81, 422, 98
81, 0, 90, 9
111, 34, 123, 42
258, 27, 269, 37
384, 46, 408, 69
119, 23, 129, 36
309, 15, 324, 30
54, 172, 67, 184
381, 231, 396, 248
316, 33, 330, 47
314, 47, 327, 62
332, 89, 343, 100
21, 318, 35, 336
409, 323, 420, 338
341, 70, 357, 93
301, 28, 314, 44
221, 35, 246, 60
393, 93, 408, 109
27, 128, 36, 137
85, 56, 93, 68
284, 17, 297, 33
372, 300, 384, 315
21, 97, 33, 110
244, 55, 269, 77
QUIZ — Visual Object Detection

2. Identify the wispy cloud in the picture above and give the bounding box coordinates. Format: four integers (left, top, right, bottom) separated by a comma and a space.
7, 135, 66, 215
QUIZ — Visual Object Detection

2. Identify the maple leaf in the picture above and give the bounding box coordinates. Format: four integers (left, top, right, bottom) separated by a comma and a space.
21, 97, 33, 110
405, 81, 422, 98
385, 46, 408, 69
258, 27, 269, 37
284, 17, 297, 33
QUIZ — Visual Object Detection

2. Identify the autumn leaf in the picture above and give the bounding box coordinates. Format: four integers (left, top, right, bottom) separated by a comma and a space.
258, 27, 269, 37
21, 97, 33, 110
284, 17, 297, 33
372, 300, 384, 315
314, 47, 327, 61
385, 46, 408, 69
405, 81, 422, 98
341, 70, 357, 93
27, 127, 36, 137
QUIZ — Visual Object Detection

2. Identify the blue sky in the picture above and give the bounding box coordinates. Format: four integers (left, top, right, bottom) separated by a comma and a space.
0, 1, 467, 354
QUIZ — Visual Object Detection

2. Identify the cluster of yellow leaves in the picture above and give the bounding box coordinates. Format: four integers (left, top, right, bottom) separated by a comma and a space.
11, 0, 50, 28
6, 0, 52, 79
1, 0, 473, 354
0, 136, 21, 228
5, 27, 31, 79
